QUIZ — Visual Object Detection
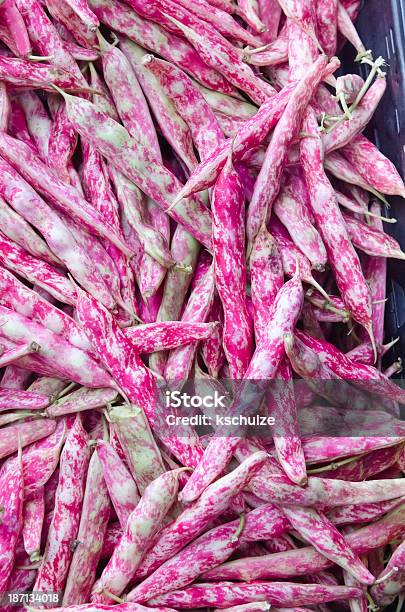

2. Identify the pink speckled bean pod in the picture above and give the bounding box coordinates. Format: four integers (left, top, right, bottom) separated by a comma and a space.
0, 267, 91, 352
13, 91, 50, 162
121, 39, 198, 173
246, 55, 335, 254
343, 211, 405, 259
62, 449, 110, 605
34, 416, 90, 599
164, 261, 215, 388
56, 92, 212, 249
0, 341, 40, 367
273, 173, 327, 270
0, 304, 114, 388
287, 17, 318, 82
47, 387, 118, 417
97, 439, 140, 528
91, 469, 183, 604
337, 0, 365, 55
141, 55, 224, 159
23, 487, 45, 561
296, 329, 405, 403
128, 519, 246, 603
180, 268, 303, 504
0, 0, 31, 57
300, 109, 374, 342
97, 34, 160, 159
0, 448, 24, 592
370, 536, 405, 606
0, 197, 60, 265
326, 498, 404, 526
0, 56, 91, 92
172, 83, 295, 203
246, 24, 288, 66
88, 0, 237, 96
323, 76, 386, 153
148, 581, 362, 608
0, 134, 132, 256
257, 0, 282, 42
45, 0, 97, 47
316, 0, 338, 56
194, 82, 256, 120
341, 134, 405, 197
134, 452, 268, 581
0, 157, 118, 303
108, 404, 165, 495
175, 0, 260, 46
200, 297, 225, 378
47, 100, 78, 184
27, 376, 68, 396
211, 153, 252, 378
0, 387, 49, 411
202, 502, 405, 581
0, 81, 10, 129
238, 0, 267, 32
324, 149, 386, 198
125, 321, 218, 354
163, 13, 275, 104
281, 506, 374, 585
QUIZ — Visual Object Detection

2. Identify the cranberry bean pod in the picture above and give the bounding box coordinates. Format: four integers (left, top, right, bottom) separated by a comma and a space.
211, 153, 252, 378
370, 537, 405, 606
343, 211, 405, 258
90, 469, 183, 603
34, 416, 90, 597
300, 109, 374, 340
0, 387, 49, 411
316, 0, 338, 56
45, 0, 97, 47
125, 322, 218, 354
337, 0, 365, 54
180, 269, 303, 504
247, 26, 288, 66
326, 498, 404, 526
324, 150, 384, 198
0, 57, 91, 92
0, 418, 56, 459
287, 18, 318, 82
0, 0, 31, 57
194, 81, 257, 120
246, 55, 333, 254
62, 450, 110, 605
47, 100, 78, 184
148, 582, 362, 608
0, 449, 24, 592
16, 91, 51, 162
23, 487, 45, 561
238, 0, 267, 32
96, 439, 140, 528
47, 387, 118, 417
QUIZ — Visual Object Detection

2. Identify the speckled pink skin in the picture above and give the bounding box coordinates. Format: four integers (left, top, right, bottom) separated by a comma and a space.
247, 25, 288, 66
0, 452, 24, 592
324, 149, 381, 195
45, 0, 97, 47
343, 212, 405, 258
0, 135, 131, 257
238, 0, 267, 32
91, 470, 181, 603
62, 450, 110, 605
287, 18, 318, 82
250, 227, 283, 340
323, 77, 386, 153
128, 520, 245, 603
342, 134, 405, 197
0, 304, 113, 388
246, 55, 335, 253
282, 506, 374, 585
0, 418, 56, 460
174, 83, 294, 202
47, 387, 117, 417
326, 498, 404, 526
143, 56, 224, 160
371, 535, 405, 605
268, 359, 306, 485
212, 155, 252, 378
203, 503, 405, 582
163, 13, 274, 104
180, 270, 303, 503
201, 297, 225, 378
23, 487, 44, 560
0, 231, 77, 304
48, 102, 78, 185
0, 0, 31, 56
88, 0, 237, 95
274, 174, 327, 270
164, 263, 215, 389
97, 439, 140, 528
33, 416, 90, 597
134, 452, 268, 580
300, 110, 373, 336
316, 0, 338, 56
148, 581, 362, 608
296, 330, 405, 404
257, 0, 282, 42
98, 38, 160, 160
0, 57, 89, 93
337, 1, 364, 53
0, 387, 49, 411
0, 158, 115, 301
60, 94, 212, 249
0, 341, 39, 367
125, 322, 217, 354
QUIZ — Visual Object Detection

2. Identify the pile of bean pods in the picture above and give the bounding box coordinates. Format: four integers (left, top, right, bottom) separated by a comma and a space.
0, 0, 404, 611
